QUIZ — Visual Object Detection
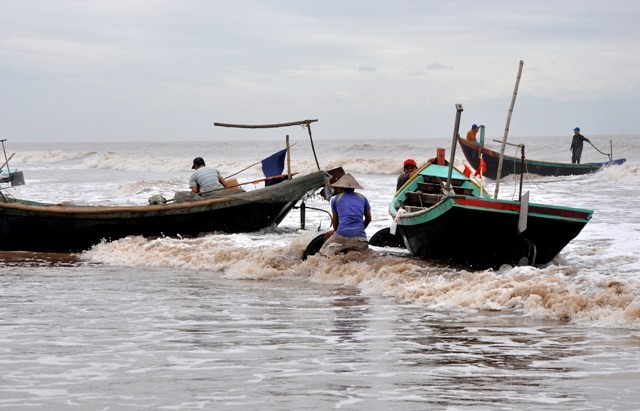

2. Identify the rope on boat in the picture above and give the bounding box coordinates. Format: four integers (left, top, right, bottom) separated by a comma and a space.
588, 141, 612, 161
507, 144, 541, 201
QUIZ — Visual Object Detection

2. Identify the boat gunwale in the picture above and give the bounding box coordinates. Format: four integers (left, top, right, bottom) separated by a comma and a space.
0, 170, 328, 215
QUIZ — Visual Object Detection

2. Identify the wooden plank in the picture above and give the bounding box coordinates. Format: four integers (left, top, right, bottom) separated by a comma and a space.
214, 119, 318, 129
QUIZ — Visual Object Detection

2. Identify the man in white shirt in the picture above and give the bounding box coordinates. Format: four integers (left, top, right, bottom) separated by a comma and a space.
189, 157, 230, 197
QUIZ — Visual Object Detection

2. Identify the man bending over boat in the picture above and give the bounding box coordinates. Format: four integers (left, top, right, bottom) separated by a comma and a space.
320, 173, 372, 256
397, 158, 418, 191
189, 156, 231, 197
570, 127, 590, 164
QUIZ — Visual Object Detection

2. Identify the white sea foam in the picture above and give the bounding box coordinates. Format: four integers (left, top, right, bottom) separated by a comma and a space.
13, 150, 96, 164
82, 231, 640, 328
8, 136, 640, 329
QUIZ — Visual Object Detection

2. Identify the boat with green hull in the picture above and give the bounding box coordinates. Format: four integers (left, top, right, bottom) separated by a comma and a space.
389, 162, 592, 269
388, 104, 593, 269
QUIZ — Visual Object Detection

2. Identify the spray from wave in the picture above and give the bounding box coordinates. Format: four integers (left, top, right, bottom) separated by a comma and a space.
82, 234, 640, 328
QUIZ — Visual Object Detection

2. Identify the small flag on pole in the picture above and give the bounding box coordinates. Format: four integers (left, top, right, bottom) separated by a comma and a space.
474, 158, 486, 177
261, 148, 288, 186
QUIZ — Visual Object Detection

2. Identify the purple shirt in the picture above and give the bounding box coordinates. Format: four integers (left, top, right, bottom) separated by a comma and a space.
331, 192, 371, 238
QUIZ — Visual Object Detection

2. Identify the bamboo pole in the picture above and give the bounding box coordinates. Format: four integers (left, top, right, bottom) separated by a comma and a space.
286, 135, 292, 179
447, 104, 464, 192
213, 119, 318, 129
494, 60, 524, 198
0, 153, 15, 173
214, 119, 321, 171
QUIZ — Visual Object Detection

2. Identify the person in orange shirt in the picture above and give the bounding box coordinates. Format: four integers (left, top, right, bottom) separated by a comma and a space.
466, 124, 480, 144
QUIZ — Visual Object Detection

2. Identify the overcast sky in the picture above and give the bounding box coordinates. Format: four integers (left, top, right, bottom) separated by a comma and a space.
2, 0, 639, 142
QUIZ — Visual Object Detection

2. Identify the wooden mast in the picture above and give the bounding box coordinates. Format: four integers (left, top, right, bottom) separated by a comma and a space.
214, 119, 321, 171
494, 60, 524, 198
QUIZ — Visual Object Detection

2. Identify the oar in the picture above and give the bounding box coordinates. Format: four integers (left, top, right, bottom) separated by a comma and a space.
223, 160, 262, 180
223, 142, 298, 180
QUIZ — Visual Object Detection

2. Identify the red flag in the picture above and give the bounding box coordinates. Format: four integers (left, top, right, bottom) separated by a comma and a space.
474, 158, 487, 176
463, 164, 472, 177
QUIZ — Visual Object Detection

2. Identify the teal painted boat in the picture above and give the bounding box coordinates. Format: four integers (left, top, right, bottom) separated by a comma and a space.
388, 104, 593, 269
389, 161, 593, 269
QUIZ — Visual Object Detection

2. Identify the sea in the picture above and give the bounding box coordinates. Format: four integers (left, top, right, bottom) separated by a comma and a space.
1, 134, 639, 410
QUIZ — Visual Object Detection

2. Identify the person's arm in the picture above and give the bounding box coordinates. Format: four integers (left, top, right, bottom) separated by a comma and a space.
189, 174, 200, 193
331, 212, 339, 231
363, 209, 372, 229
323, 212, 339, 240
396, 174, 405, 191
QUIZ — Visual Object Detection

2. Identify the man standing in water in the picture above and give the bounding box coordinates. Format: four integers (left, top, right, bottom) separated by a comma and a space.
320, 173, 372, 256
570, 127, 590, 164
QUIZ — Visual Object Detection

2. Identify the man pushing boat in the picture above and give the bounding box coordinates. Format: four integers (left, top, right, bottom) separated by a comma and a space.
319, 173, 372, 256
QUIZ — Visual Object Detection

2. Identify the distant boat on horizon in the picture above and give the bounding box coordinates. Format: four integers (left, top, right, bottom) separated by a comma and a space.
457, 137, 626, 180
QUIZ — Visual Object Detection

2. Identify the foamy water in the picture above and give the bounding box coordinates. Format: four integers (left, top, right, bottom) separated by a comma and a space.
1, 135, 639, 409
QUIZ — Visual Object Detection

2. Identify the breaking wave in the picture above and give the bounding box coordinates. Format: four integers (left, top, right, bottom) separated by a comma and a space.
82, 233, 640, 329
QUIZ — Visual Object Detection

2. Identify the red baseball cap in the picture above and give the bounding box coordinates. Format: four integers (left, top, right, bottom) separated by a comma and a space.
403, 159, 417, 168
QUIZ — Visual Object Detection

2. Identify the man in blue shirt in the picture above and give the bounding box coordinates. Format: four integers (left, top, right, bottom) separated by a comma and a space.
320, 173, 372, 256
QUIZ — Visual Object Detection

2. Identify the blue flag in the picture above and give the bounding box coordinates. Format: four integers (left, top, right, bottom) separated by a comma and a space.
261, 148, 288, 186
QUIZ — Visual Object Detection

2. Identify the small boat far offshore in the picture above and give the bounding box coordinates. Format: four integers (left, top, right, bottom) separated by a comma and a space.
458, 136, 626, 180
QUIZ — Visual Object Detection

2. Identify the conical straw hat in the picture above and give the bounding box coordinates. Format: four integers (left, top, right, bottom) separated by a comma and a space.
331, 173, 363, 189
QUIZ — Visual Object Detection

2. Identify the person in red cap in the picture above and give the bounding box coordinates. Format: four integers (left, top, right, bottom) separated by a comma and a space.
396, 158, 418, 191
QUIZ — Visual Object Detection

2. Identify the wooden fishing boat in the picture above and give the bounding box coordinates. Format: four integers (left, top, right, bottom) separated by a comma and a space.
388, 105, 593, 269
389, 161, 593, 269
0, 170, 329, 252
458, 136, 626, 180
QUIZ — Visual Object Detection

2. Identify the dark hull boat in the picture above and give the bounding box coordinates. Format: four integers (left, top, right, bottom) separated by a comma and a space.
390, 100, 593, 269
389, 162, 593, 269
0, 171, 328, 252
458, 137, 626, 180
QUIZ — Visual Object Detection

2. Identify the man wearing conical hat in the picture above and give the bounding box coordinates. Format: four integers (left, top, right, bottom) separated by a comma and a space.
319, 173, 372, 256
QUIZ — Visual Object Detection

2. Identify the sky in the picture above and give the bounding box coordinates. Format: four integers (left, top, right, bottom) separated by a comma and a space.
2, 0, 640, 142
